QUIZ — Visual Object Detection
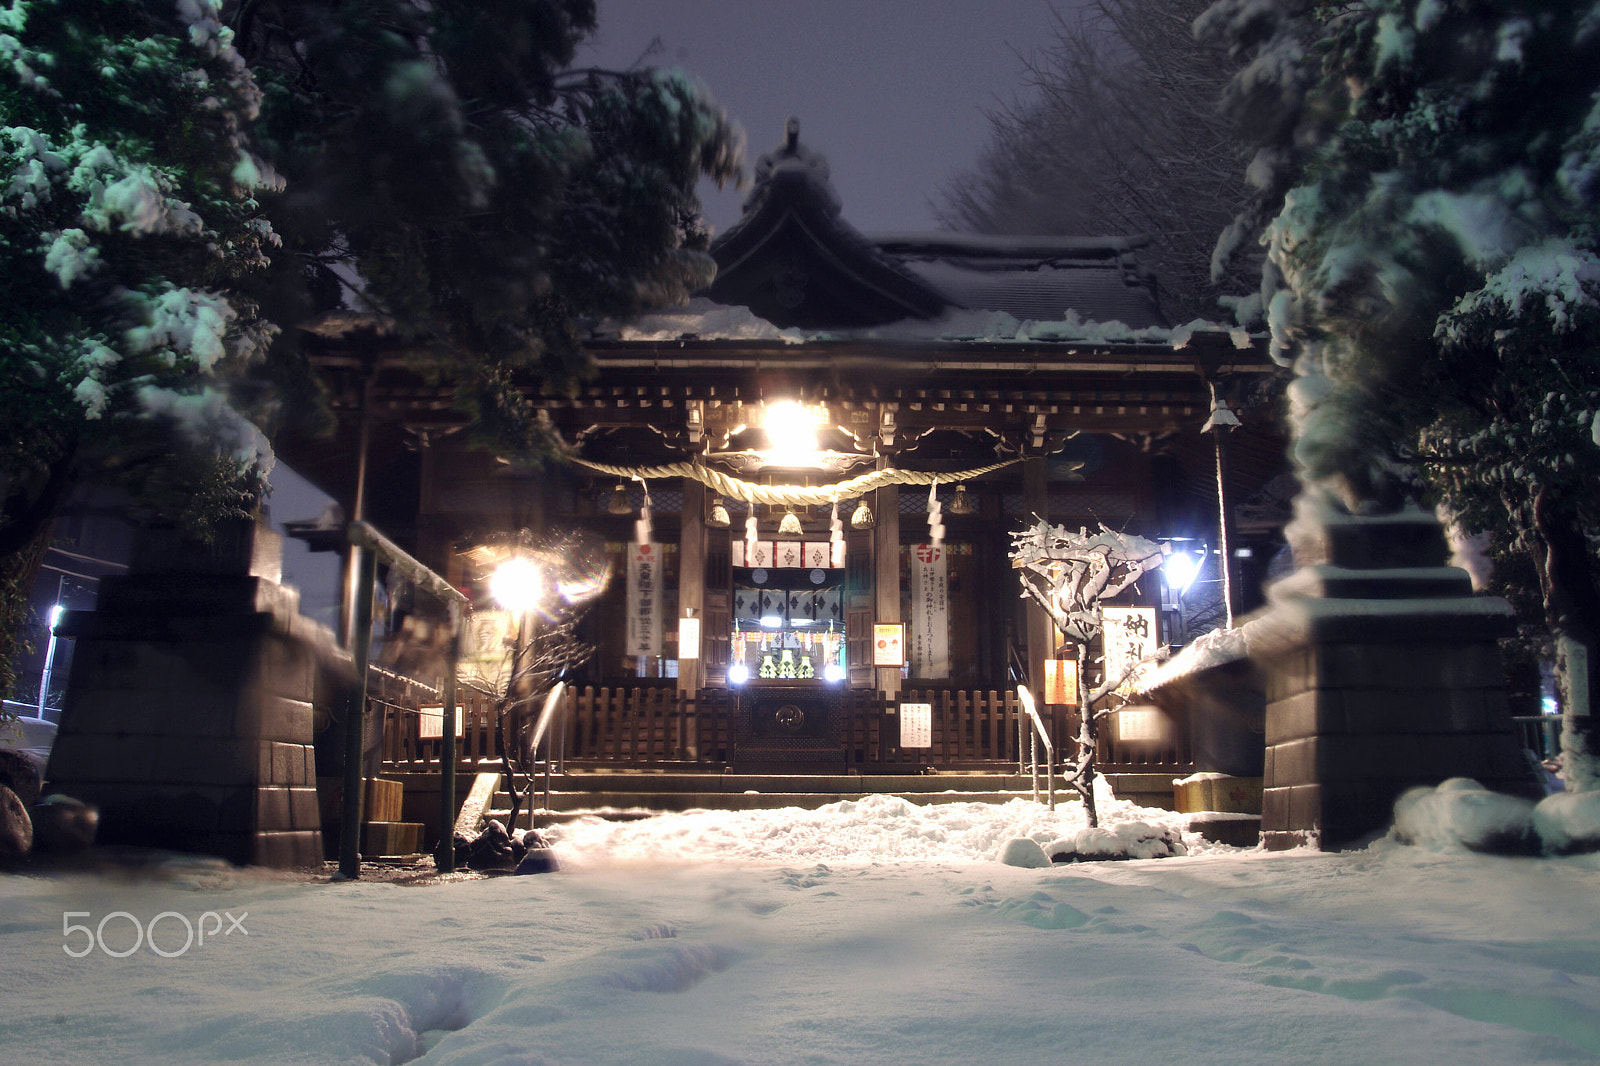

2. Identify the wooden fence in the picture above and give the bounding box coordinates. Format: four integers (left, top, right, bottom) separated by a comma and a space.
379, 683, 1195, 776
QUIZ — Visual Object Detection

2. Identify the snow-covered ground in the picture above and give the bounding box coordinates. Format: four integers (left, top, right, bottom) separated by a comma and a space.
3, 790, 1599, 1065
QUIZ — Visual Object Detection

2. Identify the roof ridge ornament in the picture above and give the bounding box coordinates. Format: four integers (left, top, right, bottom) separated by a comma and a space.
743, 116, 841, 219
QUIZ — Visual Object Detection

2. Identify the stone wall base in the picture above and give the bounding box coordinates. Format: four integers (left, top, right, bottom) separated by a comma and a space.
48, 522, 346, 869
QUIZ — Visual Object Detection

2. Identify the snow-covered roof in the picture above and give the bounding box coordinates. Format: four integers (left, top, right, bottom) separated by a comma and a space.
702, 119, 1169, 332
601, 297, 1254, 351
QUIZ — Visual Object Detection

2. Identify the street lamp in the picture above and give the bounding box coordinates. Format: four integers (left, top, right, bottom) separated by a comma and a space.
1163, 550, 1202, 596
1162, 545, 1203, 647
490, 556, 543, 614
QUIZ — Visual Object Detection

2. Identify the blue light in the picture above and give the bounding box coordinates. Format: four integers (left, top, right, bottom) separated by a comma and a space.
1163, 550, 1201, 594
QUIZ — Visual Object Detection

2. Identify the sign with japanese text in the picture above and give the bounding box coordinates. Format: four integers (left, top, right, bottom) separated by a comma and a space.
873, 623, 904, 667
1114, 706, 1165, 743
1043, 658, 1078, 706
909, 543, 949, 678
627, 543, 662, 657
899, 702, 932, 748
677, 616, 700, 660
1102, 606, 1158, 696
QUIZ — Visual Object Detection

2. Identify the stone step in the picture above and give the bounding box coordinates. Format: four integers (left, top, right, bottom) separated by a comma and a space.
362, 820, 425, 856
471, 771, 1178, 823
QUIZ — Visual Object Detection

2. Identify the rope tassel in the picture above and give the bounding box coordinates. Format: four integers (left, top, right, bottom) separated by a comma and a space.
830, 500, 844, 567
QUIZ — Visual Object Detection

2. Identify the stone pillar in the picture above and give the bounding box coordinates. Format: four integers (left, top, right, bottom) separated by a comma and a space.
1256, 507, 1538, 850
47, 521, 345, 867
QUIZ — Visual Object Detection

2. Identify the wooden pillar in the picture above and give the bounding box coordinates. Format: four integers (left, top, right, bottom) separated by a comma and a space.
874, 476, 901, 697
1023, 457, 1054, 690
678, 477, 706, 697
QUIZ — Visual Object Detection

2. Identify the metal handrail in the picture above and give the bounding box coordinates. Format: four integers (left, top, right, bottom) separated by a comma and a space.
341, 520, 469, 879
1016, 685, 1055, 811
528, 681, 567, 814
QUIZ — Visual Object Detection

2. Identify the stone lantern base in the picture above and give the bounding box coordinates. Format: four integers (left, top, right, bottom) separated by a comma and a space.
1254, 506, 1541, 850
47, 521, 348, 868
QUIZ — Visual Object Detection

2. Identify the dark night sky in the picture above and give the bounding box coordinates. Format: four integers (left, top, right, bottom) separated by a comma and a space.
583, 0, 1073, 236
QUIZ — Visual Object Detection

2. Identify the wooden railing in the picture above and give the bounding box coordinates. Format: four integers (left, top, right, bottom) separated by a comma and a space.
378, 683, 1195, 775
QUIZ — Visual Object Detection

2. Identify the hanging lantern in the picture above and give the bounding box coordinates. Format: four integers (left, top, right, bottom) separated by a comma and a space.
607, 482, 632, 515
707, 496, 732, 528
948, 483, 976, 515
850, 497, 875, 529
778, 507, 804, 537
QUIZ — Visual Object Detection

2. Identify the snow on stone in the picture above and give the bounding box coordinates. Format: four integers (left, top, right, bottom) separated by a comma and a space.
1530, 790, 1600, 855
1393, 778, 1537, 853
1140, 623, 1252, 691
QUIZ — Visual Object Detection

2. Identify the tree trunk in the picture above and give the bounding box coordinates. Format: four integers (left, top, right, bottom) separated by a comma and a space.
1532, 489, 1600, 792
0, 460, 76, 710
1072, 704, 1100, 827
0, 521, 54, 711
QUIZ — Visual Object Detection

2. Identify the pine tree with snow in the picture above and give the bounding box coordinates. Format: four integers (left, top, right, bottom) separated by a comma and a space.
0, 0, 282, 710
1199, 0, 1600, 790
229, 0, 742, 461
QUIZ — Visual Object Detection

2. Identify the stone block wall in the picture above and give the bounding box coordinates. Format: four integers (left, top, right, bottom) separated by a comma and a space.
1256, 508, 1540, 850
46, 522, 348, 868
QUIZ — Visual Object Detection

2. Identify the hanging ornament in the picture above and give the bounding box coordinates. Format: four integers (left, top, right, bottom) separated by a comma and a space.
778, 507, 804, 536
830, 500, 845, 567
607, 482, 632, 514
948, 483, 976, 515
927, 480, 944, 546
745, 500, 758, 561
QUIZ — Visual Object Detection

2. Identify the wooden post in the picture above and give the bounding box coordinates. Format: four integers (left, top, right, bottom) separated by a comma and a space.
874, 475, 901, 698
338, 545, 377, 880
678, 477, 706, 698
1023, 457, 1054, 692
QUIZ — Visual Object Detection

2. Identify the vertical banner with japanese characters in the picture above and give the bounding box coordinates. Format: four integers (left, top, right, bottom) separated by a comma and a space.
910, 543, 950, 678
627, 543, 662, 657
1101, 606, 1157, 695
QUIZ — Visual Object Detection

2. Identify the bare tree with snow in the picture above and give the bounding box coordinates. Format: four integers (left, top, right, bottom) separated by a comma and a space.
1010, 520, 1169, 824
